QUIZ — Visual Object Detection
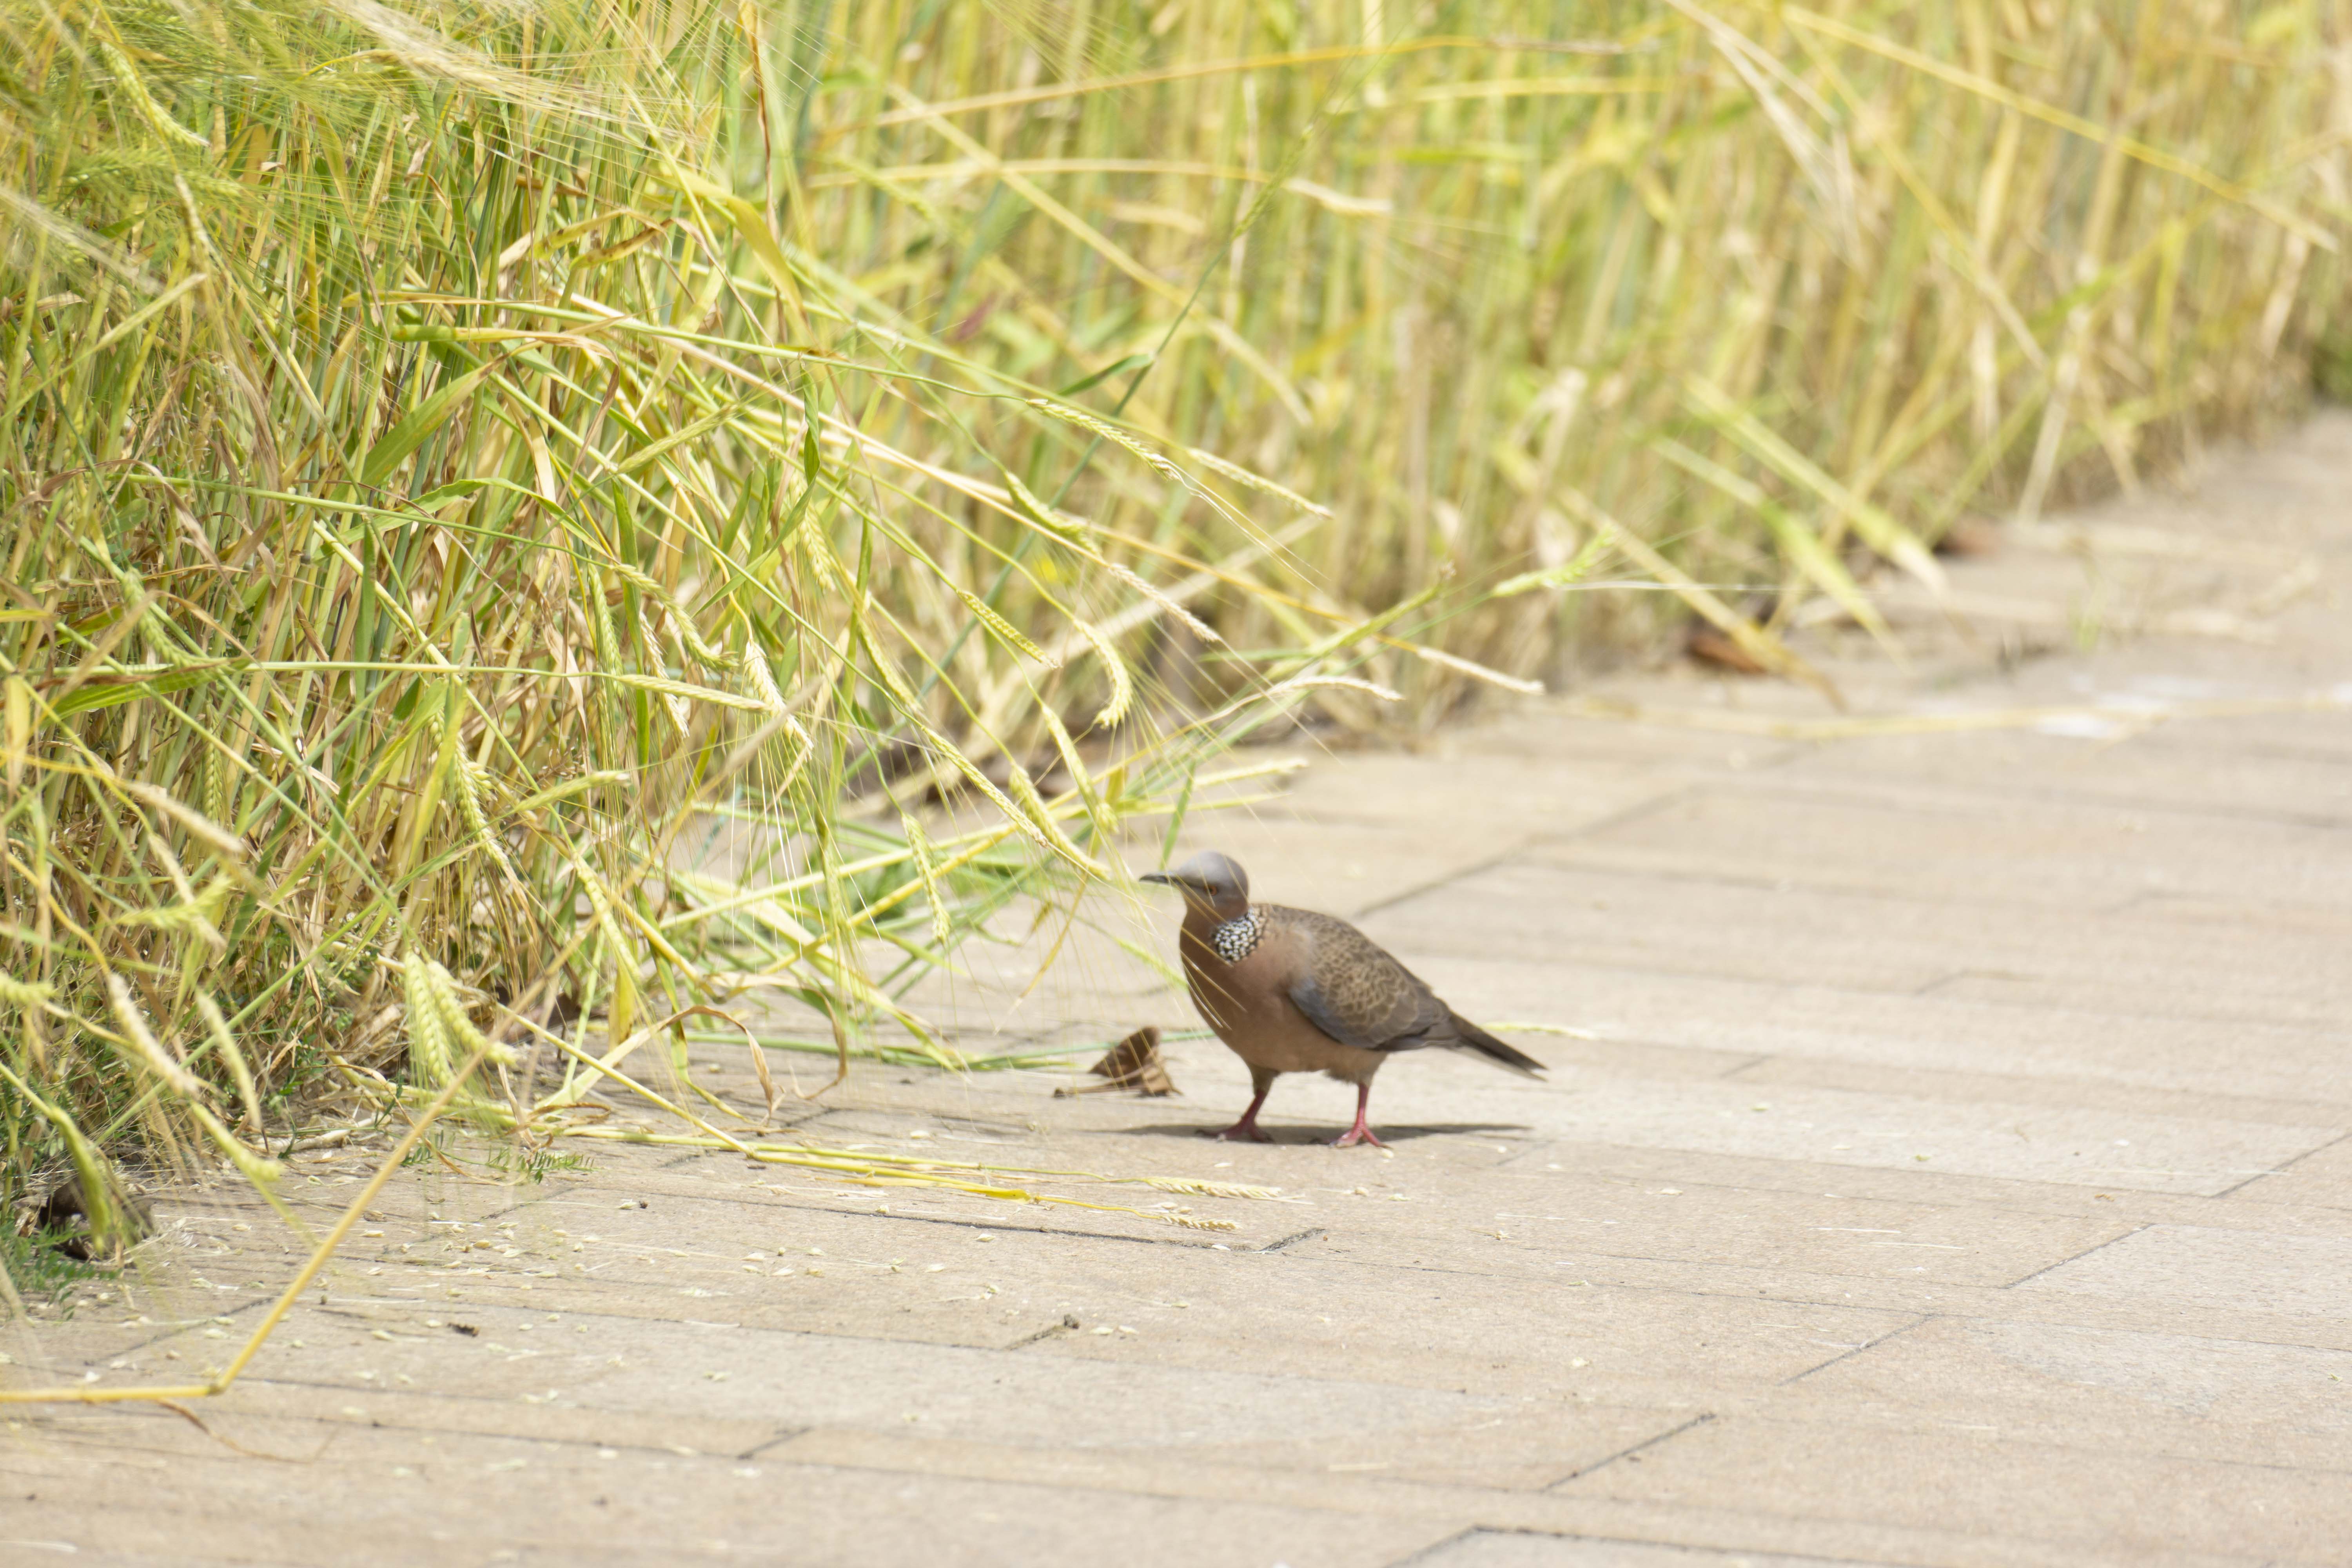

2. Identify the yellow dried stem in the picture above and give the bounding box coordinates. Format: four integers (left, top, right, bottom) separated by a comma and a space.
1072, 620, 1134, 729
105, 974, 204, 1100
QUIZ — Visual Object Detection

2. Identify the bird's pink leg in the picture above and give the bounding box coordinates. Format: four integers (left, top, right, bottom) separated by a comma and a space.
1329, 1083, 1387, 1149
1212, 1086, 1274, 1142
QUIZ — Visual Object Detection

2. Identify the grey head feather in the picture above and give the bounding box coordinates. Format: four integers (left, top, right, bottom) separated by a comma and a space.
1139, 849, 1251, 922
1166, 850, 1247, 902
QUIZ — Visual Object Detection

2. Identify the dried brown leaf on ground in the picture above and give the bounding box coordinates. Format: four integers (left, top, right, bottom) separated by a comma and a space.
1054, 1026, 1180, 1098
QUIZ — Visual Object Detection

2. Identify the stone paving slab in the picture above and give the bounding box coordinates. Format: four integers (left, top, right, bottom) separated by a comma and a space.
1556, 778, 2352, 906
8, 416, 2352, 1563
1400, 955, 2352, 1106
2231, 1134, 2352, 1210
1784, 1315, 2352, 1462
1771, 727, 2352, 827
1558, 1414, 2347, 1563
1408, 1535, 1897, 1568
1376, 859, 2347, 1029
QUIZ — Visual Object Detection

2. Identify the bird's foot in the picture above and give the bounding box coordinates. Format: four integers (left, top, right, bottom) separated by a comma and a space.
1328, 1126, 1388, 1149
1210, 1122, 1273, 1143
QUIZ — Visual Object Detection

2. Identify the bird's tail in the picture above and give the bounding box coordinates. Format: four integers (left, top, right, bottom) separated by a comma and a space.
1445, 1013, 1546, 1078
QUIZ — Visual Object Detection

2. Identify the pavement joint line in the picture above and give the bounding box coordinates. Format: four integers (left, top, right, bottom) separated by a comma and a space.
1717, 1408, 2352, 1482
555, 1189, 1307, 1252
737, 1426, 2103, 1563
1399, 933, 1995, 1010
1536, 848, 2276, 927
2121, 891, 2352, 931
742, 1253, 2228, 1346
341, 1189, 2343, 1298
2094, 887, 2172, 918
1384, 1525, 1916, 1568
2210, 1129, 2352, 1200
1348, 782, 1702, 923
1778, 1313, 1936, 1384
1544, 1410, 1718, 1490
1267, 1247, 2189, 1337
1908, 966, 2009, 995
1880, 962, 2352, 1034
1527, 1265, 1935, 1318
2127, 732, 2352, 769
1257, 1226, 1327, 1252
1698, 1060, 2352, 1127
1440, 941, 2352, 1039
1459, 936, 2346, 1046
387, 1160, 1290, 1250
270, 1175, 2333, 1298
1001, 1316, 1081, 1350
1695, 769, 2352, 835
404, 1156, 2352, 1248
1742, 741, 1811, 772
1996, 1222, 2152, 1290
1379, 1523, 1482, 1567
32, 1392, 808, 1466
201, 1373, 713, 1434
1713, 1052, 1780, 1081
60, 1292, 282, 1361
181, 1300, 1809, 1406
732, 1426, 809, 1461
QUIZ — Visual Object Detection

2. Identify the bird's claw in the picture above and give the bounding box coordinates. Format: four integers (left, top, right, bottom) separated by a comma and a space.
1329, 1127, 1388, 1149
1211, 1123, 1273, 1143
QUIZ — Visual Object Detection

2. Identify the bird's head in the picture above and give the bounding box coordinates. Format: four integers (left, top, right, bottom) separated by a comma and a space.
1139, 850, 1250, 922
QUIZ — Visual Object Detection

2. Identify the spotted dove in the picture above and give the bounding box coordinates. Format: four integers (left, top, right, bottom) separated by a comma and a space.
1140, 850, 1543, 1147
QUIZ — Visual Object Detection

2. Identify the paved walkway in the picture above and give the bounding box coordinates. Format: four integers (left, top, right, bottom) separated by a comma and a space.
8, 416, 2352, 1566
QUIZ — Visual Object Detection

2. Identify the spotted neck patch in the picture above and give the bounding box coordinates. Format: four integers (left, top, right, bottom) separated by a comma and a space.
1209, 907, 1263, 964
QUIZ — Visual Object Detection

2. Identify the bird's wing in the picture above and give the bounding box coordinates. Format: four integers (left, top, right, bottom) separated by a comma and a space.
1275, 907, 1448, 1051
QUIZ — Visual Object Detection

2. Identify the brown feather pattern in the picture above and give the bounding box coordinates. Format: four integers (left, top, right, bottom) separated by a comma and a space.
1175, 900, 1543, 1086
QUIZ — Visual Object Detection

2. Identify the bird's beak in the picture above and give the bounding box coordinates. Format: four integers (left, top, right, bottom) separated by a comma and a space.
1137, 871, 1174, 887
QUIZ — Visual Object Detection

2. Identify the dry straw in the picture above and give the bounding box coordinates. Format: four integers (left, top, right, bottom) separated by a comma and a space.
805, 0, 2343, 688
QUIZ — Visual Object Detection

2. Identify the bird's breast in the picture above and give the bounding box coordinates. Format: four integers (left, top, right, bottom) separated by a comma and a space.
1175, 925, 1383, 1081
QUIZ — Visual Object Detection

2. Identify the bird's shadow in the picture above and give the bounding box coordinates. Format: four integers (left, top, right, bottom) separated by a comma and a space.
1112, 1121, 1530, 1145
